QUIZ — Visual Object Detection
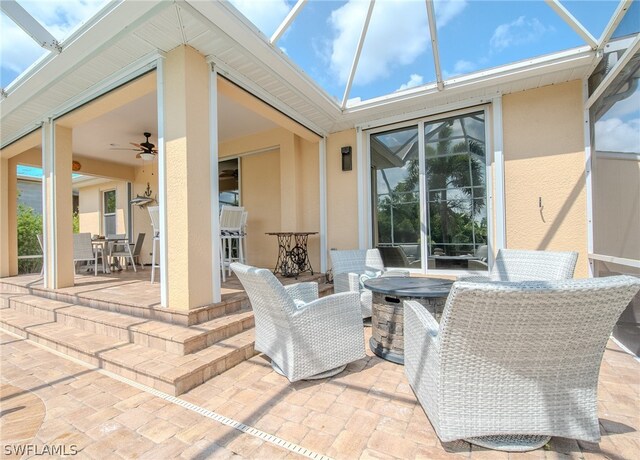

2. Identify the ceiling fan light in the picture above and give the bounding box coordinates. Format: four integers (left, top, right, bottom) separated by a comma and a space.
140, 152, 155, 161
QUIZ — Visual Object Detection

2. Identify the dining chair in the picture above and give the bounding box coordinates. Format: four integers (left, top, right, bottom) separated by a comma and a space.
108, 234, 138, 272
128, 233, 146, 270
330, 249, 409, 320
459, 249, 578, 282
73, 233, 102, 276
231, 262, 366, 381
405, 276, 640, 451
148, 206, 160, 283
219, 205, 245, 282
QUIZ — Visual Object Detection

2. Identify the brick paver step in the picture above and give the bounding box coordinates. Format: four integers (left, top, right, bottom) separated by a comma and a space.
4, 294, 255, 355
0, 307, 256, 395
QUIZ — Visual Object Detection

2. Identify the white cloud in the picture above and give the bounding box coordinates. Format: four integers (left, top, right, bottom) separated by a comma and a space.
602, 87, 640, 120
454, 59, 475, 74
1, 1, 107, 86
228, 0, 290, 36
595, 118, 640, 153
490, 16, 552, 52
397, 74, 424, 91
19, 0, 107, 40
434, 0, 467, 27
0, 14, 46, 80
329, 0, 467, 86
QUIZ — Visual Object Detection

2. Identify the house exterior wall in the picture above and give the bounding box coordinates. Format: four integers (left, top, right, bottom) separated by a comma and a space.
502, 80, 588, 278
131, 164, 159, 266
78, 180, 129, 236
219, 127, 322, 272
241, 149, 281, 269
326, 129, 359, 254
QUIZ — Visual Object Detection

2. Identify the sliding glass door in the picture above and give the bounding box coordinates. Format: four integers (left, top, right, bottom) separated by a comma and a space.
370, 109, 489, 272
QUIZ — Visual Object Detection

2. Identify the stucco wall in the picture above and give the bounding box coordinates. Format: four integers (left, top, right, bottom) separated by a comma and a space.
78, 180, 129, 236
219, 127, 321, 271
593, 156, 640, 260
502, 80, 588, 277
241, 149, 281, 268
326, 129, 359, 255
131, 164, 159, 265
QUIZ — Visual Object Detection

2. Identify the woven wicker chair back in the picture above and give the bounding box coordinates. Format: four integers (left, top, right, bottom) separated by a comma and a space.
434, 276, 640, 440
330, 249, 385, 275
73, 233, 95, 261
490, 249, 578, 281
230, 263, 296, 349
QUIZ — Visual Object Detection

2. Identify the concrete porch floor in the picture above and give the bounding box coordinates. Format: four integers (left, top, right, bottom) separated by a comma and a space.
1, 326, 639, 459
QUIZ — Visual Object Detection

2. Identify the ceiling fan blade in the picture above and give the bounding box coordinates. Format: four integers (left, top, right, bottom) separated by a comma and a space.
110, 147, 141, 151
130, 142, 143, 148
136, 153, 142, 159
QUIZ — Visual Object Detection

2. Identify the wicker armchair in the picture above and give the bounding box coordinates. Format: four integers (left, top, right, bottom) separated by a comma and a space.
460, 248, 578, 282
330, 249, 409, 319
404, 276, 640, 451
231, 262, 366, 381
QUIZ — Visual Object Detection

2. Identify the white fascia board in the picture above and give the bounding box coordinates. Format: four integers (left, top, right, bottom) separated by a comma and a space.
345, 46, 594, 117
1, 51, 161, 149
210, 58, 327, 137
1, 1, 170, 116
545, 0, 598, 49
184, 0, 342, 120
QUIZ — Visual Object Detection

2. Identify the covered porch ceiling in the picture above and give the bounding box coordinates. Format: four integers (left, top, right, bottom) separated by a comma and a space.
2, 1, 637, 151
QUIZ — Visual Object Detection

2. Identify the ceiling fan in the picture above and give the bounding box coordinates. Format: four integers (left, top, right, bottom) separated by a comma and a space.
219, 169, 238, 179
110, 132, 157, 160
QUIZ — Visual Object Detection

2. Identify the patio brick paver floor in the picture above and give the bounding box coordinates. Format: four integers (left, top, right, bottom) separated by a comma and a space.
1, 326, 639, 459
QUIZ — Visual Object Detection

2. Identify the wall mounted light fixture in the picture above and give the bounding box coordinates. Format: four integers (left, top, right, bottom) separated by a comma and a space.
341, 146, 352, 171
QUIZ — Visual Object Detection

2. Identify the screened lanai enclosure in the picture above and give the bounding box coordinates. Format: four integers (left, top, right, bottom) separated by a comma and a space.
1, 1, 639, 349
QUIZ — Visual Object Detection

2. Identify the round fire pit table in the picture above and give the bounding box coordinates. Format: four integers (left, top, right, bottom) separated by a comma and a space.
363, 277, 454, 364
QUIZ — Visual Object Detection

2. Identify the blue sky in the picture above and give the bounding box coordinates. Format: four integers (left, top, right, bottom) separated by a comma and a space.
2, 1, 638, 153
0, 0, 106, 87
229, 0, 626, 103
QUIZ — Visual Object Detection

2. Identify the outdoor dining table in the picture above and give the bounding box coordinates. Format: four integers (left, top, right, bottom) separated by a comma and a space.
91, 237, 129, 274
363, 276, 454, 364
265, 232, 317, 278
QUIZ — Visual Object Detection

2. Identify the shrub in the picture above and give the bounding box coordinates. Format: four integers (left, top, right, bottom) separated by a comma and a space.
17, 204, 43, 274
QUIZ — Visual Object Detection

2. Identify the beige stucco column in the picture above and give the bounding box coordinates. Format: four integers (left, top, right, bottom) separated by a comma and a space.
162, 45, 214, 310
0, 158, 10, 277
279, 132, 298, 230
42, 123, 74, 288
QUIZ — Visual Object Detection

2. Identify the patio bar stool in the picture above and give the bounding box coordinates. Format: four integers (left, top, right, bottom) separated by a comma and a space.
219, 205, 245, 282
148, 206, 160, 283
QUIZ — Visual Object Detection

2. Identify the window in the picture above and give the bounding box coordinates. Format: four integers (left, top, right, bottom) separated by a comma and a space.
103, 190, 116, 236
371, 110, 488, 272
219, 158, 240, 209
